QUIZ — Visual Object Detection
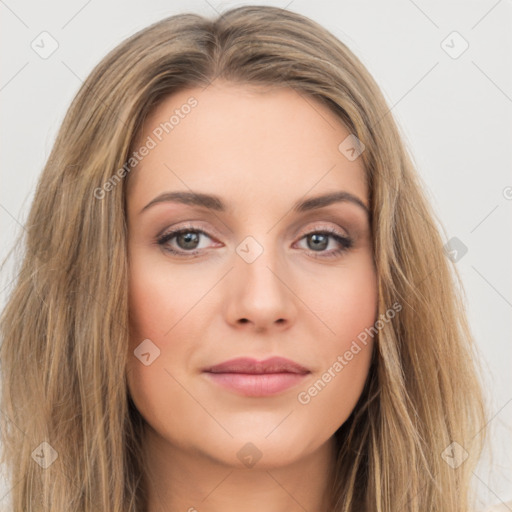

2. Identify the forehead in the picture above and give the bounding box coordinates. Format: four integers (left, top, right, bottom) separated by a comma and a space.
127, 81, 367, 212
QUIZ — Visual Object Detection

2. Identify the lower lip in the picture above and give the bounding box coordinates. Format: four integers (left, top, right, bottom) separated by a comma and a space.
204, 372, 309, 397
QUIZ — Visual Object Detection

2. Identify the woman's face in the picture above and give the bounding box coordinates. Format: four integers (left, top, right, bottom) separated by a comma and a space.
125, 80, 378, 469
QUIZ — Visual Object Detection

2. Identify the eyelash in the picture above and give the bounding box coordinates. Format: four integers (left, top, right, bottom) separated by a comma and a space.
155, 224, 353, 260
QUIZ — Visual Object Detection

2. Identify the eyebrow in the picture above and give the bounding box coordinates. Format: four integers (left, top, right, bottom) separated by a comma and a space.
139, 190, 369, 216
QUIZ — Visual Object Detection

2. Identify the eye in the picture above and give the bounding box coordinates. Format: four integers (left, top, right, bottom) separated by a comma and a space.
156, 225, 218, 257
155, 224, 353, 259
295, 227, 353, 259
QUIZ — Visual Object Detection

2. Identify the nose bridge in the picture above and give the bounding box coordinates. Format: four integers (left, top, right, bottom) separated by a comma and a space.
235, 231, 285, 295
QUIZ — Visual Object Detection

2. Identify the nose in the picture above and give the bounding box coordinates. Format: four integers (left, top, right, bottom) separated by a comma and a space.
224, 242, 298, 332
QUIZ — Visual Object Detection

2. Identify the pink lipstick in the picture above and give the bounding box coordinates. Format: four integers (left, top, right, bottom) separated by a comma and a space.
202, 356, 310, 397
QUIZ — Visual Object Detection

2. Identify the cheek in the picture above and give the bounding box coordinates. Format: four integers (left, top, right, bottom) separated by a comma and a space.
128, 272, 170, 343
126, 258, 199, 443
292, 256, 377, 426
127, 251, 209, 343
126, 256, 179, 406
303, 252, 378, 343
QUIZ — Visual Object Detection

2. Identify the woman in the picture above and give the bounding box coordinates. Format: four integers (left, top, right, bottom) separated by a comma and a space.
0, 5, 488, 511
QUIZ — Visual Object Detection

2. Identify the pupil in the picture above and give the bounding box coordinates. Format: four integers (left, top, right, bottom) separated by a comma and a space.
309, 233, 328, 251
178, 232, 199, 249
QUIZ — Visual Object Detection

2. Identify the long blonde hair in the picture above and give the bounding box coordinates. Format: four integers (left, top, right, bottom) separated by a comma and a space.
0, 5, 487, 511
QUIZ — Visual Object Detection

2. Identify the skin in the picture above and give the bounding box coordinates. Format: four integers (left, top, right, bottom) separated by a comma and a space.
125, 79, 378, 512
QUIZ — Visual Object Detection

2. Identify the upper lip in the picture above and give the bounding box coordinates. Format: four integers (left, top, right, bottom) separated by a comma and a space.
203, 357, 310, 375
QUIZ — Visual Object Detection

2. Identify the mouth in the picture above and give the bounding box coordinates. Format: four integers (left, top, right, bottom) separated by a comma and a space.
202, 356, 311, 397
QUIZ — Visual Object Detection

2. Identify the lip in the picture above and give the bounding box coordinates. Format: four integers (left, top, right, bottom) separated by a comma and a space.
202, 357, 310, 397
204, 356, 310, 375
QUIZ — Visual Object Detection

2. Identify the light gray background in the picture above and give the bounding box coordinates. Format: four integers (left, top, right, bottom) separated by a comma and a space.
1, 1, 511, 510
